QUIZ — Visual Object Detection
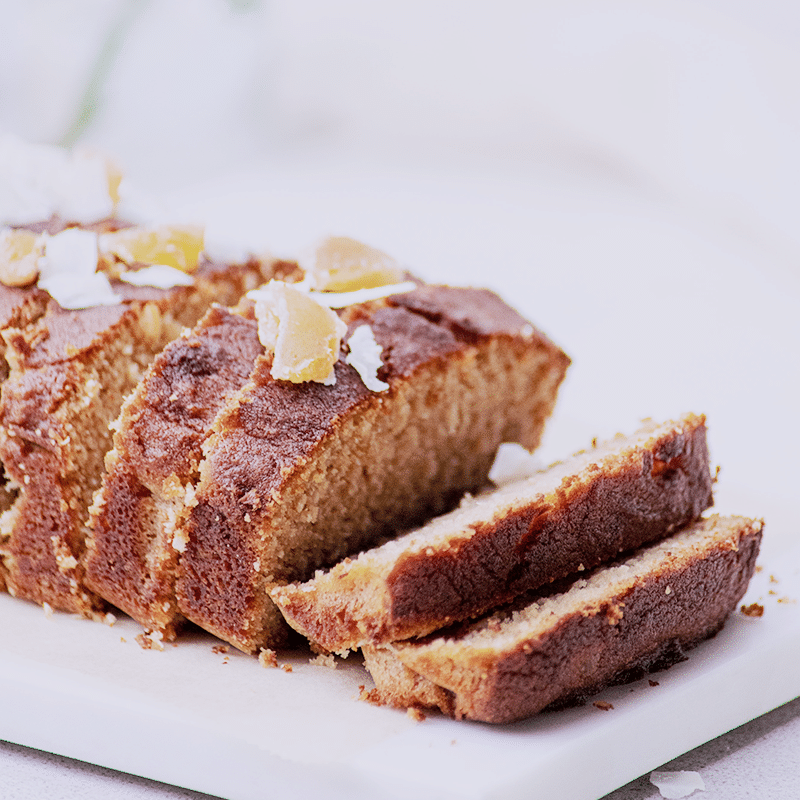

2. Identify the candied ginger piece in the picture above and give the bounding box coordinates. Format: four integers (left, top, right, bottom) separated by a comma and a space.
103, 157, 123, 206
254, 281, 347, 384
0, 228, 42, 287
303, 236, 404, 292
99, 225, 204, 272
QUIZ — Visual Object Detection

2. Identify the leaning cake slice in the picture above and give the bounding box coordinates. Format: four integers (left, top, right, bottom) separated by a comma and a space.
84, 302, 268, 635
271, 414, 714, 652
174, 284, 570, 653
363, 515, 763, 723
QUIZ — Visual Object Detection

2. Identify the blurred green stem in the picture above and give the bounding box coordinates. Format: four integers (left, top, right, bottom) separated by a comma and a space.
59, 0, 151, 148
59, 0, 263, 148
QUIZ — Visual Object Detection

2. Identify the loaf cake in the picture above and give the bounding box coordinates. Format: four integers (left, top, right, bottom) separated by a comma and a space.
271, 414, 714, 653
171, 285, 569, 653
363, 515, 763, 723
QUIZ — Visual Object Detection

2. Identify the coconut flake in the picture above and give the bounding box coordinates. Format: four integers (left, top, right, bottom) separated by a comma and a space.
55, 148, 117, 223
346, 325, 389, 392
0, 135, 67, 225
306, 281, 416, 309
37, 228, 121, 309
650, 771, 706, 799
488, 443, 545, 487
40, 271, 121, 310
0, 135, 115, 225
119, 264, 194, 289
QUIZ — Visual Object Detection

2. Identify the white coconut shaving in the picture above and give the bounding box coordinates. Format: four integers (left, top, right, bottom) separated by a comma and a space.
488, 443, 545, 487
119, 264, 194, 289
0, 135, 115, 226
54, 148, 117, 223
306, 281, 416, 309
650, 771, 706, 799
345, 325, 389, 392
37, 228, 121, 309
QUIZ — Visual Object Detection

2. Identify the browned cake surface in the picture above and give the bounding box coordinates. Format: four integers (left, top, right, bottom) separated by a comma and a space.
174, 286, 569, 653
271, 414, 714, 652
0, 248, 275, 614
363, 515, 763, 723
84, 305, 265, 635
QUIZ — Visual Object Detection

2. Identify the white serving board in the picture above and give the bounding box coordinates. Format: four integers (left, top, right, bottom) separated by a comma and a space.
1, 485, 798, 800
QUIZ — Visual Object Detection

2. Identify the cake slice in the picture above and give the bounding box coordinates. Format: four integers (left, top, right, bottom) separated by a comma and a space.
0, 218, 123, 593
363, 515, 763, 723
271, 414, 714, 652
174, 285, 570, 653
83, 302, 268, 635
0, 248, 280, 615
0, 217, 127, 571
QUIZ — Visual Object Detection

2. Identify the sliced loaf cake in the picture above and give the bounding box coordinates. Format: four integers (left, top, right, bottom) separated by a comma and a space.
83, 303, 267, 634
0, 237, 280, 615
363, 515, 763, 723
271, 414, 714, 652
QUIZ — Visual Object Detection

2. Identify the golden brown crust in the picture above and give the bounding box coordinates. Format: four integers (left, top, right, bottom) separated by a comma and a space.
271, 414, 714, 652
364, 515, 763, 723
175, 286, 569, 653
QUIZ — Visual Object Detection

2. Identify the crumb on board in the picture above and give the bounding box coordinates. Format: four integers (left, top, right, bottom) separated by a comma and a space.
406, 707, 426, 722
741, 602, 764, 617
282, 664, 293, 673
770, 574, 779, 584
309, 653, 338, 669
358, 685, 383, 706
135, 630, 164, 651
258, 648, 278, 668
212, 645, 229, 655
593, 700, 614, 711
777, 596, 797, 604
649, 679, 660, 687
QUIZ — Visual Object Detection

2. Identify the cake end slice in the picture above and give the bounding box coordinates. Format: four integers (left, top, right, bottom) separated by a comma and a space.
363, 515, 763, 723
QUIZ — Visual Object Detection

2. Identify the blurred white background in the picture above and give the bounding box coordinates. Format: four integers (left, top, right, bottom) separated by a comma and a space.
3, 0, 800, 264
1, 0, 798, 527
